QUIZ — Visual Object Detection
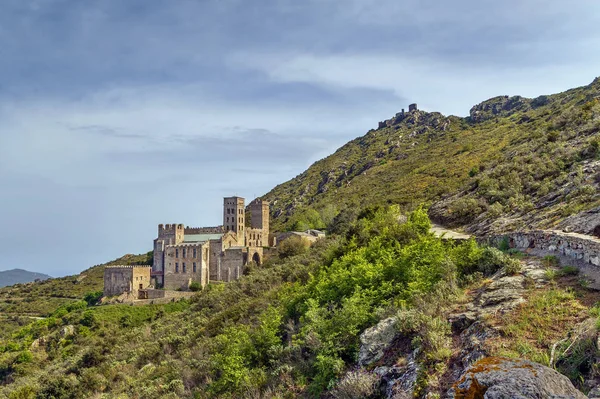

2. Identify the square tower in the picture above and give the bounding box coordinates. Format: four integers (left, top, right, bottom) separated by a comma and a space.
249, 198, 270, 237
223, 196, 245, 243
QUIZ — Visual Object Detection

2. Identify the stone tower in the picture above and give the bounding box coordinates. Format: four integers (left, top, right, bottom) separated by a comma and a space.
249, 199, 270, 237
153, 223, 184, 286
223, 196, 245, 244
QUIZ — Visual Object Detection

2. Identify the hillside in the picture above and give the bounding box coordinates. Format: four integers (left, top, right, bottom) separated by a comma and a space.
0, 208, 597, 398
3, 80, 600, 398
0, 270, 51, 288
265, 77, 600, 236
0, 252, 152, 318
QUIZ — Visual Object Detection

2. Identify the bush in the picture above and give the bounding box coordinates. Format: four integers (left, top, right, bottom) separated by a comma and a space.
504, 258, 522, 275
498, 236, 510, 251
547, 131, 559, 142
543, 255, 560, 268
14, 351, 33, 364
278, 236, 310, 259
448, 197, 485, 223
331, 370, 379, 399
83, 291, 103, 306
478, 247, 511, 275
189, 282, 202, 292
559, 265, 579, 276
80, 311, 99, 328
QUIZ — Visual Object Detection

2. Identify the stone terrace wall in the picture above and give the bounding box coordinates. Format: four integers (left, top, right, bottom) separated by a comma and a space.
483, 230, 600, 286
484, 230, 600, 267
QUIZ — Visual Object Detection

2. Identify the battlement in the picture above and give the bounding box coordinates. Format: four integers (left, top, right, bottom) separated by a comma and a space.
158, 223, 185, 237
184, 226, 223, 234
105, 265, 152, 269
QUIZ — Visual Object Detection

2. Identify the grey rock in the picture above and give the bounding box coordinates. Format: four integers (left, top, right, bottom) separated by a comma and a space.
374, 349, 420, 399
60, 325, 75, 337
358, 317, 398, 367
588, 386, 600, 398
448, 357, 587, 399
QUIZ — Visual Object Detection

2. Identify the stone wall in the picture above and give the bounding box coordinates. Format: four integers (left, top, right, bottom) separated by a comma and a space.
220, 248, 244, 282
246, 228, 265, 247
154, 223, 184, 286
184, 226, 223, 234
483, 230, 600, 286
209, 239, 223, 281
104, 265, 151, 297
163, 241, 210, 290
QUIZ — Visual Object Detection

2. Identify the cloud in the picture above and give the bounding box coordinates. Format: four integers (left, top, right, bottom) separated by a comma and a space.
1, 0, 600, 275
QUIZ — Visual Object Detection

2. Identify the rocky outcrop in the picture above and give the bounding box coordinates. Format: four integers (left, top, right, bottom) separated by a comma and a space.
358, 317, 398, 367
449, 357, 587, 399
374, 350, 419, 399
449, 259, 547, 330
357, 316, 420, 398
469, 95, 531, 123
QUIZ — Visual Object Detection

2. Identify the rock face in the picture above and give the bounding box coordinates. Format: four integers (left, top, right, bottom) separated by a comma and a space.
449, 357, 587, 399
469, 95, 531, 123
357, 317, 420, 398
358, 317, 398, 367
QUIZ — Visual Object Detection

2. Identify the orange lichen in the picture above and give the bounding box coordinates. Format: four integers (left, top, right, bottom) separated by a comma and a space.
452, 357, 537, 398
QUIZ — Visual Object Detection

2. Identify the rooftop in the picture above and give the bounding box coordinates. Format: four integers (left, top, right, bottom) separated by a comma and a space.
183, 233, 224, 243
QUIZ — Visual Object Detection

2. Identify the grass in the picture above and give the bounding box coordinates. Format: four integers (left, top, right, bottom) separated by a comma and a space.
487, 288, 588, 366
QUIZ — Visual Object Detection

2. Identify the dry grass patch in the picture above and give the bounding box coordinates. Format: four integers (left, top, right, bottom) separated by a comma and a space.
486, 288, 588, 365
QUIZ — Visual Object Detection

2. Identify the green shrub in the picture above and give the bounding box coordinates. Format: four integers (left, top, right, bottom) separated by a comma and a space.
80, 311, 99, 328
278, 236, 310, 258
83, 291, 103, 306
189, 281, 202, 292
504, 258, 522, 275
547, 131, 559, 142
498, 236, 510, 251
14, 351, 33, 364
448, 197, 485, 223
558, 266, 579, 276
478, 247, 511, 275
543, 255, 560, 268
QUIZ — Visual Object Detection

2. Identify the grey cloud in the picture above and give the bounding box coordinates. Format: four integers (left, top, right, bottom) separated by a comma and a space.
1, 0, 600, 275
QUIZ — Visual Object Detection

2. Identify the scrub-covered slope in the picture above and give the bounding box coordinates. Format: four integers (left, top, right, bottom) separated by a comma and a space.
265, 78, 600, 235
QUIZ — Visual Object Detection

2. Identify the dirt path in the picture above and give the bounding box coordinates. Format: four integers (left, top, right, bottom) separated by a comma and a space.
431, 224, 472, 240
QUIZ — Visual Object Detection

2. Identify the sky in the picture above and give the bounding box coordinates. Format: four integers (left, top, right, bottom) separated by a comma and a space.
1, 0, 600, 276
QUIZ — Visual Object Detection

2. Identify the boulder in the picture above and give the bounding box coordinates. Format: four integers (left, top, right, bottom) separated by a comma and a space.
373, 349, 419, 399
449, 357, 587, 399
358, 317, 398, 366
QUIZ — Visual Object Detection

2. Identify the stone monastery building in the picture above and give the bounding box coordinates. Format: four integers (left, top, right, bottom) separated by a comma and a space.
104, 196, 270, 297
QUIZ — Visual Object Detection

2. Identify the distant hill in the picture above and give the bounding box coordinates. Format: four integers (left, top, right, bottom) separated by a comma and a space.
0, 268, 51, 288
0, 252, 152, 316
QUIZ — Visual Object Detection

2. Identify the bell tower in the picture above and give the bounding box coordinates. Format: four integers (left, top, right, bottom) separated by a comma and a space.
223, 196, 245, 244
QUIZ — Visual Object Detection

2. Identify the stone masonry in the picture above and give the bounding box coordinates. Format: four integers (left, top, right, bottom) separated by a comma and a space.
484, 229, 600, 287
104, 265, 152, 297
150, 196, 270, 291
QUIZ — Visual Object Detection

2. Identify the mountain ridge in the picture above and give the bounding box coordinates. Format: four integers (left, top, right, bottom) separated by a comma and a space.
265, 77, 600, 236
0, 269, 52, 288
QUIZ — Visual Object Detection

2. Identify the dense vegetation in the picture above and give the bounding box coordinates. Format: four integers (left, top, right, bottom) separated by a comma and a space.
265, 78, 600, 234
1, 207, 521, 398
